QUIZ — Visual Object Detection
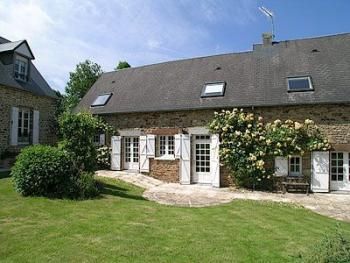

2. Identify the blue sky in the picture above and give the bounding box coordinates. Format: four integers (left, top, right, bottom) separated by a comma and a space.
0, 0, 349, 93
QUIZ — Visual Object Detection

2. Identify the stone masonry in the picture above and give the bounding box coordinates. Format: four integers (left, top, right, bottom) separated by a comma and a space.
103, 103, 350, 185
0, 85, 57, 156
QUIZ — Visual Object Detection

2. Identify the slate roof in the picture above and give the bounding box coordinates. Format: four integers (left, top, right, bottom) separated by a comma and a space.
0, 37, 56, 99
77, 33, 350, 114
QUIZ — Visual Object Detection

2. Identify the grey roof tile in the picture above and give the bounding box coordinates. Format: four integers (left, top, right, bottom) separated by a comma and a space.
0, 37, 57, 99
76, 33, 350, 114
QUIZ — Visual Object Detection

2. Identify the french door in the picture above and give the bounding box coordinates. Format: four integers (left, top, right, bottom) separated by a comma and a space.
330, 152, 350, 191
191, 135, 211, 184
124, 137, 139, 170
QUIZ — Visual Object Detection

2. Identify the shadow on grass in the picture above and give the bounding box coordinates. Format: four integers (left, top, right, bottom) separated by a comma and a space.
98, 181, 146, 201
0, 171, 11, 179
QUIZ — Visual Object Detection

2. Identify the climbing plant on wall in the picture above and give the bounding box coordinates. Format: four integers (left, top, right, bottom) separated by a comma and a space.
209, 109, 330, 189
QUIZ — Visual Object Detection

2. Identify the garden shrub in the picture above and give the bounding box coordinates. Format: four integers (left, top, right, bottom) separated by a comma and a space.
97, 146, 111, 169
59, 112, 114, 172
299, 226, 350, 263
209, 108, 330, 190
11, 145, 77, 198
73, 171, 100, 199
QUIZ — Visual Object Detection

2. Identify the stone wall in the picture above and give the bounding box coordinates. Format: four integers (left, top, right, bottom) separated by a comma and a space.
103, 104, 350, 147
103, 103, 350, 186
149, 158, 179, 183
0, 85, 57, 155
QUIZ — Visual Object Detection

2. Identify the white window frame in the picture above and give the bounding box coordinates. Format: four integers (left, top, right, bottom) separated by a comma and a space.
287, 76, 313, 92
14, 55, 29, 81
156, 135, 175, 158
289, 155, 302, 176
330, 152, 344, 182
17, 108, 33, 145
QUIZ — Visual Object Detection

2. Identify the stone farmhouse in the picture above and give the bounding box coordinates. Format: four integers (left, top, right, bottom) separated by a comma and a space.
77, 33, 350, 192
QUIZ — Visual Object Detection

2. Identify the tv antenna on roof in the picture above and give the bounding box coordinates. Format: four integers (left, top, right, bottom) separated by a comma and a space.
259, 6, 275, 40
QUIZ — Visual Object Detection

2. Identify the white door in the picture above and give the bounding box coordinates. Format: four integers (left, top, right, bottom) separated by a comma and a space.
192, 135, 211, 184
124, 137, 139, 170
311, 151, 330, 192
330, 152, 350, 191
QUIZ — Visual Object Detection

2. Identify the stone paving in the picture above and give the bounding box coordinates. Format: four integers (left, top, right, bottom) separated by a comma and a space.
96, 170, 350, 222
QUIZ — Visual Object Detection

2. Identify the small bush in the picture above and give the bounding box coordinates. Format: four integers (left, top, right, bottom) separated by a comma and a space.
300, 226, 350, 263
11, 145, 77, 198
97, 146, 111, 169
73, 172, 100, 199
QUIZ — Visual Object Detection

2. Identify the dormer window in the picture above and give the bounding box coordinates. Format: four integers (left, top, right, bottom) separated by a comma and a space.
14, 56, 29, 82
201, 82, 226, 97
287, 76, 313, 92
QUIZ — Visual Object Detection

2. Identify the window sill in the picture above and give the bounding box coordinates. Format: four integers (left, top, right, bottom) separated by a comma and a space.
154, 155, 176, 161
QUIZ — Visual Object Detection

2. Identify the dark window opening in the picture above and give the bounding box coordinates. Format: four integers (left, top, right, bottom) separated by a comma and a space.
287, 76, 313, 92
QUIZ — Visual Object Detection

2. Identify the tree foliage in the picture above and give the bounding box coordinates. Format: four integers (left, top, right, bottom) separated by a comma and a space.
58, 112, 114, 172
209, 109, 330, 189
115, 61, 131, 70
64, 60, 103, 111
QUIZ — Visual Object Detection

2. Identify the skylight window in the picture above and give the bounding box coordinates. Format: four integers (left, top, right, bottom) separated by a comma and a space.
201, 82, 226, 97
91, 93, 112, 107
287, 76, 313, 92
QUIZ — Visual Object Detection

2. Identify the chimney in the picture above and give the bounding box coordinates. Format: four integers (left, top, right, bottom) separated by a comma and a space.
262, 32, 273, 46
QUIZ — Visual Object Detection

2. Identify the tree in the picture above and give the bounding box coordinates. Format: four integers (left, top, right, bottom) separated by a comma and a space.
64, 60, 103, 112
115, 61, 131, 70
58, 112, 114, 172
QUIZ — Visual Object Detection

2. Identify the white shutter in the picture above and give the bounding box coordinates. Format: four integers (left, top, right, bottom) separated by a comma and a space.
180, 134, 191, 184
174, 134, 181, 159
139, 136, 149, 172
274, 157, 288, 176
146, 135, 155, 157
10, 107, 19, 146
111, 136, 121, 170
210, 134, 220, 187
311, 151, 330, 192
32, 110, 39, 144
99, 134, 105, 145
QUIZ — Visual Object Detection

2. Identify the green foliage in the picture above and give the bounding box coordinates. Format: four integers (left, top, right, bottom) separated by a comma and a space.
115, 61, 131, 70
266, 119, 330, 156
209, 109, 330, 189
300, 226, 350, 263
209, 109, 269, 189
74, 171, 100, 199
97, 146, 111, 169
11, 145, 77, 198
59, 112, 114, 172
63, 60, 103, 111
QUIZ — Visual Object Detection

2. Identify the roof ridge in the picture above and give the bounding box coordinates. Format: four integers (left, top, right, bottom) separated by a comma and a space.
277, 32, 350, 43
102, 32, 350, 76
103, 50, 254, 75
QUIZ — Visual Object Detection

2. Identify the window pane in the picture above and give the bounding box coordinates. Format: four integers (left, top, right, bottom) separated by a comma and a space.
168, 136, 174, 155
91, 94, 112, 107
288, 77, 312, 91
202, 83, 225, 97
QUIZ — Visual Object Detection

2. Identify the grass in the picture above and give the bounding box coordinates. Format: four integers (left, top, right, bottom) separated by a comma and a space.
0, 172, 350, 262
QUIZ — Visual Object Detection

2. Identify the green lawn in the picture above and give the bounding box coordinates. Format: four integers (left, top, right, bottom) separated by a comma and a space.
1, 172, 350, 263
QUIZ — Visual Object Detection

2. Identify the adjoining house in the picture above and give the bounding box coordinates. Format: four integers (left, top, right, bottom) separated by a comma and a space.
0, 36, 57, 157
76, 33, 350, 192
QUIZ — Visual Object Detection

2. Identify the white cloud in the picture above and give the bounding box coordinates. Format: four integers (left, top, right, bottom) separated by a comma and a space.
0, 0, 256, 93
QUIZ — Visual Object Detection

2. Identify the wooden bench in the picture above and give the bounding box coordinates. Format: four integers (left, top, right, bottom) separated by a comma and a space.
281, 180, 310, 195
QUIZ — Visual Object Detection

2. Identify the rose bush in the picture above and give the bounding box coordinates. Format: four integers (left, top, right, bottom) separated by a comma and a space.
209, 109, 330, 189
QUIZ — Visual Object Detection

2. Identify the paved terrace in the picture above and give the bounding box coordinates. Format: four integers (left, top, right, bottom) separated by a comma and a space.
96, 170, 350, 222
